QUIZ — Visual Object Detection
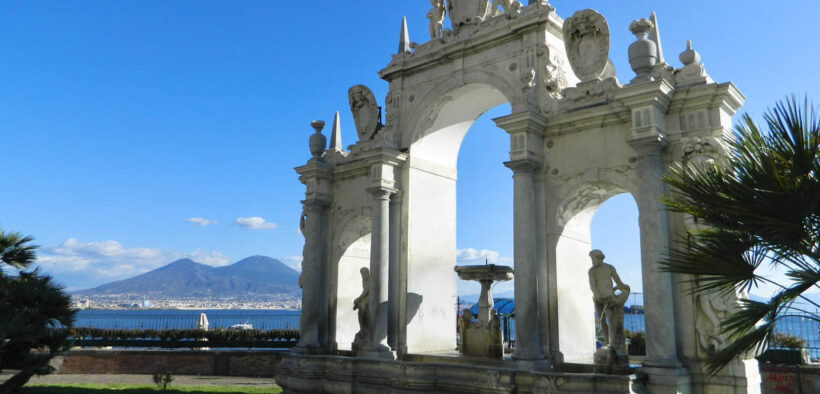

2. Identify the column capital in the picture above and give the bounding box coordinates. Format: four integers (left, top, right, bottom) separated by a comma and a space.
296, 161, 334, 203
367, 186, 398, 199
301, 199, 331, 209
504, 159, 540, 174
627, 132, 667, 157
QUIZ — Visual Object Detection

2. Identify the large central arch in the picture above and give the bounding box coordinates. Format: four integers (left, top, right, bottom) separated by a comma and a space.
403, 82, 511, 352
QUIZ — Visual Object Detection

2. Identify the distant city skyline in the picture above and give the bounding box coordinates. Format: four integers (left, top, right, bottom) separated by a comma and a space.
2, 1, 817, 296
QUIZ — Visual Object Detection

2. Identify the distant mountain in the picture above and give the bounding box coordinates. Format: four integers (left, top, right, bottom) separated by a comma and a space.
73, 256, 300, 298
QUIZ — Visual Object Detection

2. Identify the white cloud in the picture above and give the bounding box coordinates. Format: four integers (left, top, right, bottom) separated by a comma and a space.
186, 217, 218, 227
186, 249, 231, 267
35, 238, 231, 290
456, 248, 511, 264
282, 256, 303, 271
233, 216, 278, 230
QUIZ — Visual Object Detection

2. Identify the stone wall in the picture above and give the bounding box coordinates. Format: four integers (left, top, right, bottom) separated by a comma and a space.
760, 365, 820, 394
54, 350, 284, 377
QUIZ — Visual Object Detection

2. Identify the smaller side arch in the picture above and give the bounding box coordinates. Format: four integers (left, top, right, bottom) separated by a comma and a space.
546, 167, 640, 362
331, 214, 371, 351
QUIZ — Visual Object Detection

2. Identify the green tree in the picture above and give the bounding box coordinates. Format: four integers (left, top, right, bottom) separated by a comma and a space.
661, 97, 819, 372
0, 229, 76, 393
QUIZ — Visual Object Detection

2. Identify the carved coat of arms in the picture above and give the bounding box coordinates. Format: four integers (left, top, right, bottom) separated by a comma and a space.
563, 9, 611, 82
348, 85, 380, 141
447, 0, 492, 28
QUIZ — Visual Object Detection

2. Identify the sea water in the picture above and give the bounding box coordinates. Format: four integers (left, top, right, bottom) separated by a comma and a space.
74, 309, 819, 359
74, 309, 300, 331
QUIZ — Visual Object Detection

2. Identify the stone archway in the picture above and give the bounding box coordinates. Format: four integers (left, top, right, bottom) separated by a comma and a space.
551, 175, 637, 363
401, 82, 513, 354
287, 3, 759, 393
331, 215, 371, 351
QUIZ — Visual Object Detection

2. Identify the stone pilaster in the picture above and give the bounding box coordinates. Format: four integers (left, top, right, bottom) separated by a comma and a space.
628, 101, 690, 391
629, 133, 679, 366
495, 112, 548, 365
293, 161, 333, 354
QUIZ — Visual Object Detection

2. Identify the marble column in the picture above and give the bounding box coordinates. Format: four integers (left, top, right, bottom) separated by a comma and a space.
387, 193, 402, 353
293, 199, 329, 354
362, 187, 394, 358
631, 137, 680, 367
505, 160, 544, 361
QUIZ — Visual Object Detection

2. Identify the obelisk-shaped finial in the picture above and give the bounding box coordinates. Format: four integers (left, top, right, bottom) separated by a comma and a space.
649, 11, 665, 64
398, 17, 411, 54
329, 111, 343, 152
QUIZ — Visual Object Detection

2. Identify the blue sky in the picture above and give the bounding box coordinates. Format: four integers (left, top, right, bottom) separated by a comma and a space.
1, 1, 817, 294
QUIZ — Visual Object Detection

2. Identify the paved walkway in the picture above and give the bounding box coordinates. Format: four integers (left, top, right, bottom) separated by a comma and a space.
1, 372, 278, 388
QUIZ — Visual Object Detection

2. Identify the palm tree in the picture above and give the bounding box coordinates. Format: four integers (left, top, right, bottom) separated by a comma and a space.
661, 96, 820, 373
0, 229, 76, 393
0, 229, 37, 273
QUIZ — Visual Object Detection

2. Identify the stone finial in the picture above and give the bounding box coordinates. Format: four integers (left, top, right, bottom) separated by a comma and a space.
649, 12, 665, 64
329, 111, 343, 152
629, 18, 653, 38
309, 120, 326, 161
675, 40, 711, 86
679, 40, 701, 66
628, 18, 657, 84
398, 17, 411, 54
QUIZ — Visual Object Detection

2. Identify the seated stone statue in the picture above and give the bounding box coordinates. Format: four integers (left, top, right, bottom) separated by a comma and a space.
587, 249, 630, 364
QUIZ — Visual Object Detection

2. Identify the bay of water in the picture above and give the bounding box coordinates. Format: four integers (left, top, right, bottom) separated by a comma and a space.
74, 309, 300, 331
74, 309, 819, 358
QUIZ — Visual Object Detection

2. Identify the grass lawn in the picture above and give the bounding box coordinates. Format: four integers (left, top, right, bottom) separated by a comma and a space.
22, 384, 282, 393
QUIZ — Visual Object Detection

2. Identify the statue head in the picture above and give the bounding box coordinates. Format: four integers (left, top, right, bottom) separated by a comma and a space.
360, 267, 370, 280
589, 249, 605, 266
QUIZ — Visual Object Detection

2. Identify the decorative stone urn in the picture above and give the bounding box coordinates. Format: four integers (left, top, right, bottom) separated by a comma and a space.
308, 120, 326, 161
455, 264, 513, 358
627, 18, 657, 83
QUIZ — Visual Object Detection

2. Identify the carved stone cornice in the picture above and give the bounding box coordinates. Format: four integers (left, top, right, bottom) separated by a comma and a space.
301, 199, 331, 209
666, 82, 745, 116
627, 132, 667, 156
493, 111, 548, 136
503, 158, 540, 174
611, 79, 675, 113
295, 161, 334, 203
333, 147, 408, 182
379, 5, 557, 82
495, 111, 547, 166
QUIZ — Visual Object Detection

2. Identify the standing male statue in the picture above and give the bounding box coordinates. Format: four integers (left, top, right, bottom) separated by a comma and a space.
352, 267, 370, 352
587, 249, 630, 364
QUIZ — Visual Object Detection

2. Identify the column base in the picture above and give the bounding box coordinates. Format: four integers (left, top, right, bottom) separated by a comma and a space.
636, 365, 691, 394
690, 359, 761, 394
292, 344, 328, 355
360, 343, 396, 360
513, 358, 552, 371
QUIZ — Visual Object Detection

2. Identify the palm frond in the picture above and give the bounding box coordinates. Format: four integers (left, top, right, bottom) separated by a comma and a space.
662, 96, 820, 373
